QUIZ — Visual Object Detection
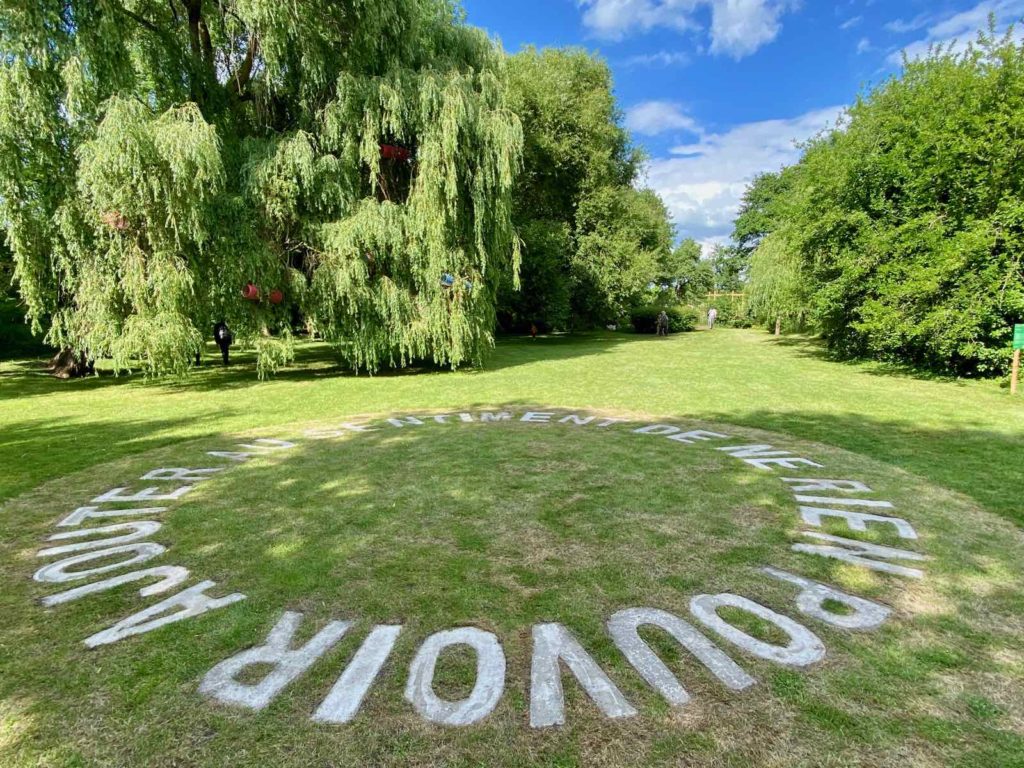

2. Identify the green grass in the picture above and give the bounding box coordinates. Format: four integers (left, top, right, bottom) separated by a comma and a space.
2, 329, 1023, 767
2, 330, 1022, 526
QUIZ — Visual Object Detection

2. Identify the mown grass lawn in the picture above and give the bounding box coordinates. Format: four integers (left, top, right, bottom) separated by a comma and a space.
1, 329, 1023, 767
3, 329, 1022, 525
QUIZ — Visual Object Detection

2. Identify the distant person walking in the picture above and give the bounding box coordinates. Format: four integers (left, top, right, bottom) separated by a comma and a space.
707, 307, 718, 330
214, 321, 234, 365
656, 310, 670, 337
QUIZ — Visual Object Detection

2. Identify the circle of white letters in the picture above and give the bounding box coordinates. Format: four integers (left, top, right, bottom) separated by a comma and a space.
31, 410, 930, 728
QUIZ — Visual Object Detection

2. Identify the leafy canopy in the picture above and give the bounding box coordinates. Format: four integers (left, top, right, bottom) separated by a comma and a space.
501, 48, 672, 330
0, 0, 522, 374
736, 24, 1024, 375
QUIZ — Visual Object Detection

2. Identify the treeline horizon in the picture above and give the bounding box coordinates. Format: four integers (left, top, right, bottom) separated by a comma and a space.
739, 22, 1024, 378
3, 4, 1020, 379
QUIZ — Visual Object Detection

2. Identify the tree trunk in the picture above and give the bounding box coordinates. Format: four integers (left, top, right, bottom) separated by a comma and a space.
49, 348, 94, 379
774, 317, 782, 337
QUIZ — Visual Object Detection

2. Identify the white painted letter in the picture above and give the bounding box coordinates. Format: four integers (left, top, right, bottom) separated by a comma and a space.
799, 507, 917, 540
559, 415, 595, 426
480, 412, 512, 422
405, 627, 506, 726
666, 430, 730, 445
717, 446, 824, 471
141, 467, 224, 482
387, 416, 424, 428
795, 495, 894, 509
85, 580, 245, 647
793, 532, 928, 579
529, 623, 636, 728
690, 594, 825, 667
92, 486, 193, 504
521, 412, 554, 423
58, 506, 167, 527
200, 611, 350, 709
41, 566, 190, 607
39, 521, 162, 557
313, 625, 402, 724
608, 608, 755, 706
782, 479, 872, 493
633, 425, 679, 435
761, 567, 891, 631
34, 543, 166, 583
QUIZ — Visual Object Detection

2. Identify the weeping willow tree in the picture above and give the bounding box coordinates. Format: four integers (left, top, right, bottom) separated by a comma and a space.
747, 229, 808, 336
0, 1, 521, 375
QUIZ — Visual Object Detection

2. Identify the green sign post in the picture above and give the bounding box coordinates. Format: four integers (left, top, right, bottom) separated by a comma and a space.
1013, 325, 1023, 395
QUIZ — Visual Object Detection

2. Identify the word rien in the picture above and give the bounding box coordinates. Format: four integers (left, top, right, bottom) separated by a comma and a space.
30, 410, 930, 728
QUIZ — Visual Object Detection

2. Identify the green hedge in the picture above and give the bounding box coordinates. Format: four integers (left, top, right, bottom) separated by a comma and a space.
631, 305, 698, 334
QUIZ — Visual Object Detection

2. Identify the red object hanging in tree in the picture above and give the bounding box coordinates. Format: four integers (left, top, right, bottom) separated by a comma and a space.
380, 144, 412, 162
268, 289, 284, 305
242, 283, 260, 301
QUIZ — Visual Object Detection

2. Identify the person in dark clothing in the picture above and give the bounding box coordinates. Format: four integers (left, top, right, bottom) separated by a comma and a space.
214, 321, 234, 365
656, 310, 670, 337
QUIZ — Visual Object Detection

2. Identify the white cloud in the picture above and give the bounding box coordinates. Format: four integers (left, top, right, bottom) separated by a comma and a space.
856, 37, 872, 54
840, 15, 863, 30
578, 0, 800, 59
640, 106, 844, 241
624, 101, 702, 135
887, 1, 1024, 64
579, 0, 698, 40
884, 14, 932, 34
624, 50, 691, 67
708, 0, 794, 57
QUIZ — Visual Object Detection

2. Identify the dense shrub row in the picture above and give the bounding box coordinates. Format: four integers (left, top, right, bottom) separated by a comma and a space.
739, 30, 1024, 376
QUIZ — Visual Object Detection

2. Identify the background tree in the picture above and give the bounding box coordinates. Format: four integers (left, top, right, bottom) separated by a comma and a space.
0, 0, 522, 375
572, 187, 673, 323
747, 229, 807, 335
732, 169, 795, 258
707, 242, 746, 293
735, 23, 1024, 376
502, 47, 671, 329
657, 238, 713, 301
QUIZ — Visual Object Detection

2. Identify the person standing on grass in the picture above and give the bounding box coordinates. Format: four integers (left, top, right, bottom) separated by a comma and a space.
214, 321, 234, 365
657, 310, 670, 337
707, 307, 718, 330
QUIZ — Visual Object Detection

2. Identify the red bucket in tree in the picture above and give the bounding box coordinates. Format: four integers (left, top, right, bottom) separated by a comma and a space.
268, 289, 284, 305
380, 144, 411, 162
242, 283, 260, 301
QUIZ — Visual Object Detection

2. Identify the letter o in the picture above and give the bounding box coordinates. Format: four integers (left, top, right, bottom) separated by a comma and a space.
34, 543, 167, 584
690, 593, 825, 667
405, 627, 506, 726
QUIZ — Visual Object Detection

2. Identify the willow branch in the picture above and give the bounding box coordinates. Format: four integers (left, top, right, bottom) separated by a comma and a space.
229, 34, 259, 96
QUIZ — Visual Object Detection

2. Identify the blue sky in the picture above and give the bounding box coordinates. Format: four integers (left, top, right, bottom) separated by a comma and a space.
461, 0, 1024, 248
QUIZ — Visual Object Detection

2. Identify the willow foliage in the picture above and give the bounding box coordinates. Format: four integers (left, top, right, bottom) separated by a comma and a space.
0, 1, 522, 375
747, 230, 808, 332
